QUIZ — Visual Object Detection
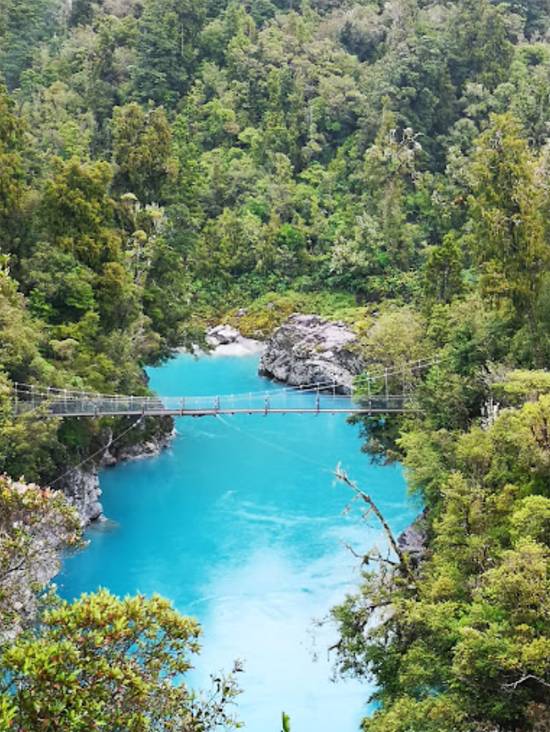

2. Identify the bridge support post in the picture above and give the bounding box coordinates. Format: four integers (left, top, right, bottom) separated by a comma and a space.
180, 398, 184, 417
315, 392, 320, 416
215, 396, 220, 415
385, 368, 389, 409
264, 396, 269, 416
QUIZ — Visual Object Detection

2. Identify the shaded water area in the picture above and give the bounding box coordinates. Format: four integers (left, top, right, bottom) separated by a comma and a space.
59, 352, 415, 732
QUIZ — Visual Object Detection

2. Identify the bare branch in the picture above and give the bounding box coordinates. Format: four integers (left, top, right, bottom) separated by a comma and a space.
339, 540, 363, 560
361, 508, 376, 524
502, 674, 550, 691
334, 463, 413, 579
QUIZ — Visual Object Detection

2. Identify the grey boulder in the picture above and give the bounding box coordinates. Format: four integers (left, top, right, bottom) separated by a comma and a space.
258, 314, 364, 394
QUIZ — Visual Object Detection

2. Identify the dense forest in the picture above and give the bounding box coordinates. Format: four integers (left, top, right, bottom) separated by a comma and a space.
3, 0, 550, 729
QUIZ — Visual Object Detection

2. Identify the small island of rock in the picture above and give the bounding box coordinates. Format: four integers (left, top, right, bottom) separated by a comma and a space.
258, 314, 364, 394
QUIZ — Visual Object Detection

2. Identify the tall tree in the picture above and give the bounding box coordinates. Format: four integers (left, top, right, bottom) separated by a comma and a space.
68, 0, 103, 27
112, 103, 174, 204
0, 81, 25, 254
468, 113, 550, 346
448, 0, 514, 91
39, 157, 121, 272
0, 0, 63, 90
132, 0, 206, 106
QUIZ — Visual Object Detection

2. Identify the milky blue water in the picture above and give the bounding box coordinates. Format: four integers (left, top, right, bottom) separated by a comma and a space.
59, 352, 415, 732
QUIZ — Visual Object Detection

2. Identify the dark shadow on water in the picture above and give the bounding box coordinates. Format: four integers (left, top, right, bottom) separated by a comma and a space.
86, 517, 120, 534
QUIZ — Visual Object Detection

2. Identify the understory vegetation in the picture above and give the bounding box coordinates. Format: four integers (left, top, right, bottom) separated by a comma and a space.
3, 0, 550, 728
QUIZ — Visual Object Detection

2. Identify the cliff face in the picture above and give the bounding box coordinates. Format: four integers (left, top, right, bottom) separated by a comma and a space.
58, 417, 174, 526
58, 467, 103, 526
258, 314, 364, 394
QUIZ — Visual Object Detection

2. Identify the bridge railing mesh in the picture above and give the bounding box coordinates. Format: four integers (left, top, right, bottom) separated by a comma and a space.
12, 388, 409, 417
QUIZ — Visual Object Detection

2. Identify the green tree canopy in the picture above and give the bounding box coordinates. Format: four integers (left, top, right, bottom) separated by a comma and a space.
1, 590, 241, 731
468, 113, 550, 340
132, 0, 206, 106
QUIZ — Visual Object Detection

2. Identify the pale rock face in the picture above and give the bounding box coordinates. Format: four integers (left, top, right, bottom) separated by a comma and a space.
58, 467, 102, 526
58, 422, 174, 526
206, 324, 241, 346
397, 516, 428, 569
258, 314, 364, 394
205, 324, 265, 356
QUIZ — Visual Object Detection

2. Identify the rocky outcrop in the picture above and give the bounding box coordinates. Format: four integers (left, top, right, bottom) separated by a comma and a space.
207, 324, 241, 346
206, 324, 264, 356
258, 314, 364, 394
397, 513, 428, 569
58, 418, 174, 526
58, 467, 102, 526
107, 421, 174, 463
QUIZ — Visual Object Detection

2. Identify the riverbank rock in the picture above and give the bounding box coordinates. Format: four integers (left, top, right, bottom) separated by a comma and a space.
397, 513, 428, 569
258, 314, 364, 394
206, 324, 264, 356
207, 324, 241, 346
58, 418, 175, 526
113, 428, 174, 462
57, 467, 103, 527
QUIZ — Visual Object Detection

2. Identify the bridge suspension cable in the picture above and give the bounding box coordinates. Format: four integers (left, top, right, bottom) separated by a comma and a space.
10, 353, 443, 419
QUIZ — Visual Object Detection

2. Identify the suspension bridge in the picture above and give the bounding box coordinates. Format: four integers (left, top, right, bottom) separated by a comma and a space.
10, 356, 441, 419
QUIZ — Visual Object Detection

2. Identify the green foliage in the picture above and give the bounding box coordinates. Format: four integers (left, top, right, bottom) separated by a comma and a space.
251, 0, 277, 28
334, 394, 550, 730
40, 157, 120, 271
423, 232, 463, 305
226, 290, 360, 338
511, 495, 550, 547
490, 369, 550, 408
0, 589, 242, 731
68, 0, 100, 28
0, 0, 63, 90
0, 81, 26, 251
112, 103, 175, 204
468, 113, 550, 340
0, 474, 81, 633
448, 0, 514, 91
8, 0, 545, 324
4, 0, 550, 728
132, 0, 206, 106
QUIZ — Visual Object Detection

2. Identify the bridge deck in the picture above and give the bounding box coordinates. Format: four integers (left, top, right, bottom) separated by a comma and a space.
34, 407, 407, 418
12, 387, 410, 419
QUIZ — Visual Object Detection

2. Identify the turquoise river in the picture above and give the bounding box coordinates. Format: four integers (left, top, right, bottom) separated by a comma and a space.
59, 351, 415, 732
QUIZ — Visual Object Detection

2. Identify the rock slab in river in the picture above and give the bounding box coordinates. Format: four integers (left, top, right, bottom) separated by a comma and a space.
258, 314, 364, 394
207, 324, 241, 345
206, 324, 264, 356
